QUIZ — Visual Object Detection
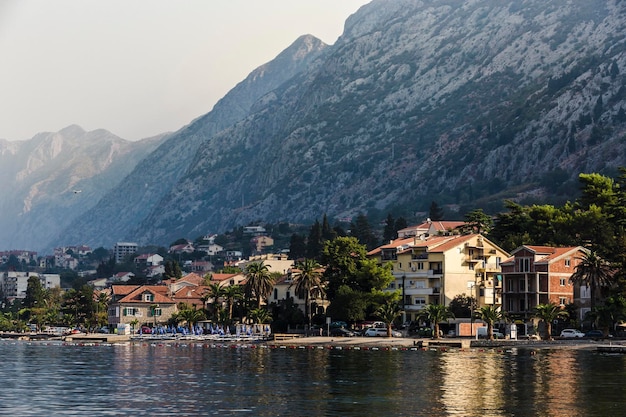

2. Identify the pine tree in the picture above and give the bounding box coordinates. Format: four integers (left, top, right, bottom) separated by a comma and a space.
382, 213, 396, 243
429, 201, 445, 221
306, 220, 324, 260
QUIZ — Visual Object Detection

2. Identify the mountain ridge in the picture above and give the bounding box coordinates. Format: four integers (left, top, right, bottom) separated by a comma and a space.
15, 0, 626, 251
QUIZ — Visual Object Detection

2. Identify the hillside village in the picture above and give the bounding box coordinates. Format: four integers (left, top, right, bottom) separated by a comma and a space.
0, 216, 599, 340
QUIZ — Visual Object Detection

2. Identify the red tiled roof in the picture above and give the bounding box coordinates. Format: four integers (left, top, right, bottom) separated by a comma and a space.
114, 285, 175, 304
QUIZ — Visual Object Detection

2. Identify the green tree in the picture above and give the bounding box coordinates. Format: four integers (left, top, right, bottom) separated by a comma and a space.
462, 209, 493, 234
474, 305, 504, 341
307, 220, 324, 259
23, 276, 46, 309
449, 294, 476, 318
244, 262, 275, 309
429, 201, 445, 221
375, 300, 402, 337
289, 233, 307, 260
290, 258, 325, 326
176, 307, 206, 332
533, 303, 568, 340
382, 213, 397, 244
570, 251, 614, 310
204, 282, 226, 319
223, 285, 243, 322
248, 308, 272, 324
326, 285, 368, 323
350, 213, 378, 250
419, 304, 455, 339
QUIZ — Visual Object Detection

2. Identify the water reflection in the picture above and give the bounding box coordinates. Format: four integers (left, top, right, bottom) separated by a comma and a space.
1, 341, 626, 416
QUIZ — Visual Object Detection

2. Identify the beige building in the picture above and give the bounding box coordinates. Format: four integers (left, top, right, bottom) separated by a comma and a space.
369, 233, 509, 322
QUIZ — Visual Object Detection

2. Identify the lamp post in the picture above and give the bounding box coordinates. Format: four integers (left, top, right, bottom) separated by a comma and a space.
402, 274, 406, 325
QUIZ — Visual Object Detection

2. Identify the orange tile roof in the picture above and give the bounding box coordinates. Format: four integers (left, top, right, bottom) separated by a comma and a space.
115, 285, 175, 304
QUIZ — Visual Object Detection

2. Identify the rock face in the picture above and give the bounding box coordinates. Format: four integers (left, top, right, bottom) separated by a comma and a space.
0, 126, 165, 251
58, 0, 626, 248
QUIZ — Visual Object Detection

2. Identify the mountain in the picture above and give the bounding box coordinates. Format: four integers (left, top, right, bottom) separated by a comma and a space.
54, 35, 328, 249
0, 125, 166, 251
62, 0, 626, 248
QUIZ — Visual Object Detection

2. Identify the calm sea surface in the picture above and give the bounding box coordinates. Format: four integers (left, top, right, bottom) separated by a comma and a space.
1, 339, 625, 416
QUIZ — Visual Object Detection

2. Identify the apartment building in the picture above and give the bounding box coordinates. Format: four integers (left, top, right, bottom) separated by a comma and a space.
369, 234, 509, 322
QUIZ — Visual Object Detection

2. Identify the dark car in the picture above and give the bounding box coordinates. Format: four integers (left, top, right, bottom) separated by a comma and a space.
585, 330, 604, 339
330, 327, 355, 337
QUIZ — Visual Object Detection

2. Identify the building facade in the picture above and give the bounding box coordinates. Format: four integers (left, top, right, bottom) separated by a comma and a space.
500, 245, 586, 320
370, 234, 509, 323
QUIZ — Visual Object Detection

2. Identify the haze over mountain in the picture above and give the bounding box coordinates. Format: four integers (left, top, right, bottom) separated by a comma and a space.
12, 0, 626, 252
0, 126, 166, 251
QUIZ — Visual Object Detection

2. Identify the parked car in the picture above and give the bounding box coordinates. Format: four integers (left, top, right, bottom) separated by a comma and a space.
585, 330, 605, 339
560, 329, 585, 338
477, 327, 504, 339
97, 326, 110, 334
137, 326, 152, 334
330, 327, 355, 337
329, 321, 348, 329
364, 327, 401, 337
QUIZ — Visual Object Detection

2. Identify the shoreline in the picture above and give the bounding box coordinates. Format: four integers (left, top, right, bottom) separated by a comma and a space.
4, 332, 624, 352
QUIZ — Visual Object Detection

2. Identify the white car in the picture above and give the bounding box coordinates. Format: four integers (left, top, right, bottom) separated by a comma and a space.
364, 327, 401, 337
560, 329, 585, 338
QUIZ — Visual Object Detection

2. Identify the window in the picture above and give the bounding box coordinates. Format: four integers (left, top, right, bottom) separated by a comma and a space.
144, 293, 154, 302
151, 307, 162, 317
414, 297, 426, 305
123, 307, 137, 316
417, 262, 424, 270
415, 280, 425, 289
286, 291, 291, 299
519, 279, 526, 292
565, 258, 571, 267
560, 278, 566, 286
559, 297, 567, 306
273, 289, 278, 300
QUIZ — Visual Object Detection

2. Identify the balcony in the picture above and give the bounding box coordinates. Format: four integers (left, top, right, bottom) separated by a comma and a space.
404, 287, 434, 296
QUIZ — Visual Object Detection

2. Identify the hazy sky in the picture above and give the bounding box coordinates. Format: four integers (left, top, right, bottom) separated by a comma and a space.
0, 0, 370, 141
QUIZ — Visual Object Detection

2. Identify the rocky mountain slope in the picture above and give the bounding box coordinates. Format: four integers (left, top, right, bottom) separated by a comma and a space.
60, 0, 626, 248
53, 34, 328, 251
0, 125, 165, 251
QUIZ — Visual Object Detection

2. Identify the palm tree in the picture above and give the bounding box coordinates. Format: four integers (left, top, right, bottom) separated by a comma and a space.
290, 258, 325, 326
418, 304, 455, 339
570, 250, 614, 310
204, 282, 226, 316
248, 308, 272, 325
177, 307, 206, 332
375, 300, 402, 337
223, 285, 243, 321
244, 262, 275, 309
474, 305, 504, 341
533, 303, 568, 340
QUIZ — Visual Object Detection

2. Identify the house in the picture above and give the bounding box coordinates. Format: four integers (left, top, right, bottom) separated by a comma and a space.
269, 268, 329, 318
190, 261, 213, 273
243, 226, 266, 236
250, 235, 274, 254
397, 220, 465, 239
111, 272, 135, 283
108, 285, 177, 327
134, 253, 164, 268
239, 254, 293, 275
500, 245, 587, 320
210, 273, 247, 287
196, 242, 223, 256
369, 234, 509, 326
169, 242, 195, 254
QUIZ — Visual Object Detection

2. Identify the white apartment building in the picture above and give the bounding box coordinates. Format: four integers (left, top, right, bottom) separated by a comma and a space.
1, 271, 61, 301
114, 242, 138, 264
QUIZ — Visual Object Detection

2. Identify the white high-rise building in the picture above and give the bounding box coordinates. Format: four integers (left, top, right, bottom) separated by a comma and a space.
114, 242, 138, 264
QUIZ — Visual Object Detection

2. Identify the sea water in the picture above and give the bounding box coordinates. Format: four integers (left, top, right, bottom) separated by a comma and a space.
0, 340, 625, 416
